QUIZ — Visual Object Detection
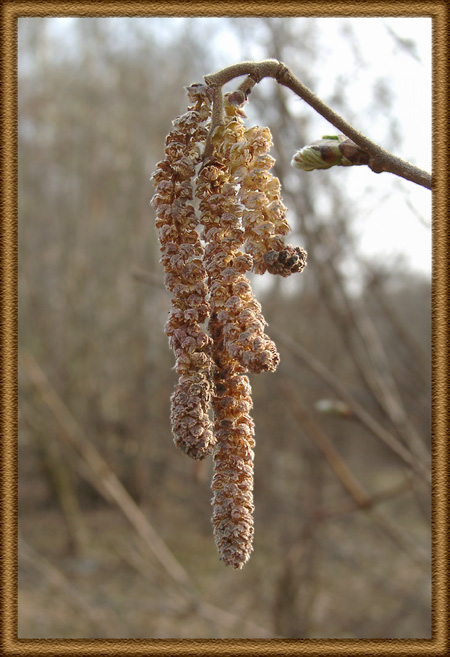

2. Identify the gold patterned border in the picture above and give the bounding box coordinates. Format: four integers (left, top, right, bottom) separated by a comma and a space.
1, 1, 448, 655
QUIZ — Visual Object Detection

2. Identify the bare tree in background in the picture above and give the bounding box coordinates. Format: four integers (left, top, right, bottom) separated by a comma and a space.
18, 17, 431, 639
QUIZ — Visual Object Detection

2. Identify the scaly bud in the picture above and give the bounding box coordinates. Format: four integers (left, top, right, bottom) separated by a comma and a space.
291, 134, 370, 171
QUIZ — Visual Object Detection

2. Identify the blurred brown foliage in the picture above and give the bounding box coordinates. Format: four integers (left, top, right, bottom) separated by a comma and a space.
18, 17, 431, 639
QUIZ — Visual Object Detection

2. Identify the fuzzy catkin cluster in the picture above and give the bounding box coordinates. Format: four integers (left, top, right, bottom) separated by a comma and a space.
151, 87, 307, 568
152, 84, 216, 460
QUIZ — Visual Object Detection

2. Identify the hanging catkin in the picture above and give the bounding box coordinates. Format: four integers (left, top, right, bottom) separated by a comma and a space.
152, 87, 307, 568
152, 84, 216, 460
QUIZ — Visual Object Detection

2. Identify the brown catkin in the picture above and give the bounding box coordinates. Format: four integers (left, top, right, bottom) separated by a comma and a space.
209, 315, 255, 569
197, 99, 280, 376
151, 84, 216, 460
195, 98, 281, 566
196, 156, 257, 565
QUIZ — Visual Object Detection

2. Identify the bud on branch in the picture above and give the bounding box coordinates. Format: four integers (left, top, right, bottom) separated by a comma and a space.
292, 134, 370, 171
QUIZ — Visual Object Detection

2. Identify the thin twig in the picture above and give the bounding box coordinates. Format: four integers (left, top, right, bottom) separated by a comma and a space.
117, 541, 275, 638
19, 349, 194, 592
282, 383, 372, 509
19, 535, 114, 631
19, 350, 274, 638
312, 475, 416, 522
365, 267, 431, 381
272, 327, 431, 484
283, 386, 430, 570
204, 60, 432, 190
318, 228, 431, 466
20, 403, 90, 556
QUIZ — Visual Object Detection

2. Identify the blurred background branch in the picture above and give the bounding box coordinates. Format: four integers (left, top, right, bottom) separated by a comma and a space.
18, 16, 431, 639
19, 349, 274, 638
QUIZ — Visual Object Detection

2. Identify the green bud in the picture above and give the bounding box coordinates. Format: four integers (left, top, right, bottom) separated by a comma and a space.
291, 134, 370, 171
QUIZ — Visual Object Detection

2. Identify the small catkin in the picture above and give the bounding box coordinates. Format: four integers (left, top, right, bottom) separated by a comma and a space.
231, 124, 307, 278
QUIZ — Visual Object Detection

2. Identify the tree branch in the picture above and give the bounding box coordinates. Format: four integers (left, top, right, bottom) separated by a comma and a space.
204, 60, 432, 190
271, 326, 431, 485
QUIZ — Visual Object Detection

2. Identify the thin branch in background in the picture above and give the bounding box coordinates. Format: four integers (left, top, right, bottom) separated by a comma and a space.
19, 349, 273, 639
282, 383, 372, 510
360, 261, 431, 384
19, 349, 194, 591
20, 403, 90, 556
404, 195, 431, 229
272, 327, 431, 484
283, 384, 430, 570
305, 243, 392, 420
381, 20, 422, 63
116, 539, 278, 639
319, 228, 430, 466
302, 200, 430, 390
311, 474, 417, 522
345, 291, 429, 459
